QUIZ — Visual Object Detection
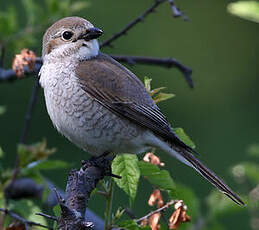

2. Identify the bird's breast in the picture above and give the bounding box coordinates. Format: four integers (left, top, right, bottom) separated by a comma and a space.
39, 61, 149, 155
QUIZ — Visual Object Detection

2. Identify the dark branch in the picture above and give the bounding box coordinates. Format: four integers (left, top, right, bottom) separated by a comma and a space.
0, 55, 193, 87
52, 157, 113, 230
111, 55, 194, 88
100, 0, 167, 48
0, 208, 52, 230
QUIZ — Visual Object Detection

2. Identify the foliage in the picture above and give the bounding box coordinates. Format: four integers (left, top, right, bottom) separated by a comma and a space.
227, 1, 259, 23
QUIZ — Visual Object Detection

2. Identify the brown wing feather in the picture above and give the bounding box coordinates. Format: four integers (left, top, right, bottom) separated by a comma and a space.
75, 52, 193, 152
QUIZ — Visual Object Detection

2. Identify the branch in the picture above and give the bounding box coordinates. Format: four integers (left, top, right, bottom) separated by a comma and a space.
100, 0, 167, 48
136, 200, 177, 224
0, 55, 193, 87
111, 55, 193, 88
40, 157, 114, 230
0, 208, 52, 230
20, 78, 40, 144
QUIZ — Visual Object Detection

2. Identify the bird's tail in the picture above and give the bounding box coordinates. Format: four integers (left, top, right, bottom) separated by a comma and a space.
157, 139, 245, 206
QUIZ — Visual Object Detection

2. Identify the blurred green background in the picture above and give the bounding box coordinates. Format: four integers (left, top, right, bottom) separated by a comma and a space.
0, 0, 258, 229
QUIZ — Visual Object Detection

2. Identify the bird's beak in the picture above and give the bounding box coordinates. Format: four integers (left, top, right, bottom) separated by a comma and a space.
79, 27, 103, 41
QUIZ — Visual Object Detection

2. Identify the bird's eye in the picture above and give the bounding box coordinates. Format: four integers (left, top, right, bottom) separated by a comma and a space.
62, 31, 73, 40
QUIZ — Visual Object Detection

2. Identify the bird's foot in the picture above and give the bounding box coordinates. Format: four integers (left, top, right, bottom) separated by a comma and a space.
81, 152, 121, 179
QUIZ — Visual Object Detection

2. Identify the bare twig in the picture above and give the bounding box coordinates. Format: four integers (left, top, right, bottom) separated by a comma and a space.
20, 78, 40, 144
136, 200, 177, 224
111, 55, 193, 88
100, 0, 167, 48
0, 55, 193, 87
36, 212, 58, 222
0, 208, 52, 229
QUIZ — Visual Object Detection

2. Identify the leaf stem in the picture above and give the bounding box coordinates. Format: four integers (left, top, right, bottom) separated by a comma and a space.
105, 178, 114, 230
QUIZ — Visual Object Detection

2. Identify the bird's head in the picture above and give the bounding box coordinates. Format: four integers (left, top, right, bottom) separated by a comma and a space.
42, 17, 103, 61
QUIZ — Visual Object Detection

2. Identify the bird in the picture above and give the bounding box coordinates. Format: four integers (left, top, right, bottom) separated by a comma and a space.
39, 16, 244, 206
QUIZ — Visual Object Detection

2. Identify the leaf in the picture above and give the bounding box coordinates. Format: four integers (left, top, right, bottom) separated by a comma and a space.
0, 147, 4, 158
168, 184, 200, 222
174, 128, 196, 149
18, 139, 56, 168
117, 220, 150, 230
26, 160, 70, 171
227, 1, 259, 23
0, 106, 6, 116
144, 76, 152, 92
9, 200, 47, 226
112, 154, 140, 205
53, 205, 61, 217
153, 92, 175, 104
138, 161, 175, 192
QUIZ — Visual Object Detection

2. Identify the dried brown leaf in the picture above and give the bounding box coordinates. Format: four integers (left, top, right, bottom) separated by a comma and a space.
148, 189, 164, 207
12, 49, 36, 77
149, 213, 161, 230
143, 153, 165, 166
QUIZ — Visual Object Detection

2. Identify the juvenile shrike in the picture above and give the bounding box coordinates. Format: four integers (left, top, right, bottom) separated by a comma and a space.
39, 17, 244, 205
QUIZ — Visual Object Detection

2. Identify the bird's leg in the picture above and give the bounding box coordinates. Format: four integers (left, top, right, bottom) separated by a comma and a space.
81, 152, 121, 179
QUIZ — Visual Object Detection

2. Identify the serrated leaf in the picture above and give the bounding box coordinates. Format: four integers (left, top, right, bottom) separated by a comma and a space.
174, 127, 195, 149
0, 106, 6, 115
112, 154, 140, 205
153, 92, 175, 104
227, 1, 259, 23
138, 161, 175, 192
144, 77, 152, 92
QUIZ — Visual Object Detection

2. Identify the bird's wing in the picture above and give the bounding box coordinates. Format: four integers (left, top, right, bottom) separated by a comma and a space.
75, 53, 245, 206
75, 52, 193, 152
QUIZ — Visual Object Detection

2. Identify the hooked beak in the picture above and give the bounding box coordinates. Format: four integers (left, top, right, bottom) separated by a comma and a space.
79, 27, 103, 41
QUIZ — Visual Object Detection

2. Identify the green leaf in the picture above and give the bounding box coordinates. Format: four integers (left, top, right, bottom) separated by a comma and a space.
153, 92, 175, 104
18, 139, 56, 168
53, 204, 61, 217
0, 147, 4, 158
144, 77, 152, 92
227, 1, 259, 23
117, 220, 150, 230
26, 160, 70, 171
0, 106, 6, 116
174, 127, 196, 149
112, 154, 140, 205
9, 200, 47, 226
138, 161, 175, 192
